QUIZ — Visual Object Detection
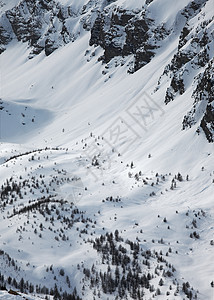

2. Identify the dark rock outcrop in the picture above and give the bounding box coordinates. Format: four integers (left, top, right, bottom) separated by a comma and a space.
89, 9, 169, 72
157, 0, 214, 142
183, 60, 214, 142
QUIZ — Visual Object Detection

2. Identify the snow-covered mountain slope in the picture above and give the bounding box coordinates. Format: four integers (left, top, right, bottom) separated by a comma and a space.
0, 0, 214, 299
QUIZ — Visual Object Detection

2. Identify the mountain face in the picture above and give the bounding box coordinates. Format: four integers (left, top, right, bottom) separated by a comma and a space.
1, 0, 213, 141
0, 1, 214, 300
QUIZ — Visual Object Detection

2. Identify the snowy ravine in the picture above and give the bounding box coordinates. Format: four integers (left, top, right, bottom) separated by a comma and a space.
0, 0, 214, 299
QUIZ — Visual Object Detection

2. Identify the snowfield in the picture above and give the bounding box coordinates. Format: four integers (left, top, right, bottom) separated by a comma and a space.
0, 0, 214, 299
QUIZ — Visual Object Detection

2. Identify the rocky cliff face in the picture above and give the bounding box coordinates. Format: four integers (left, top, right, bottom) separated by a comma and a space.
184, 60, 214, 142
89, 9, 159, 72
162, 4, 214, 142
1, 0, 80, 57
0, 0, 213, 141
